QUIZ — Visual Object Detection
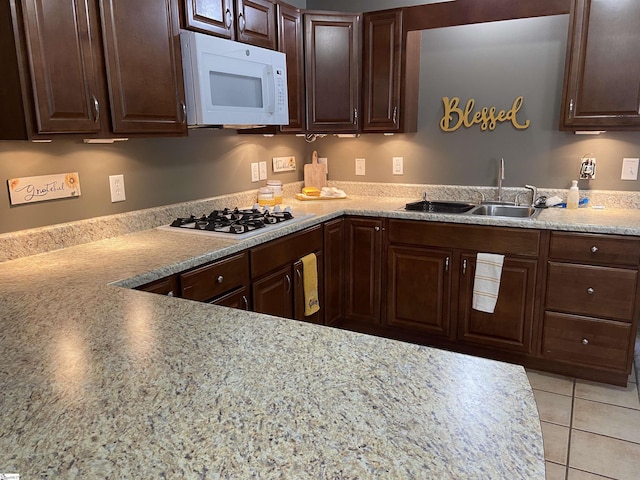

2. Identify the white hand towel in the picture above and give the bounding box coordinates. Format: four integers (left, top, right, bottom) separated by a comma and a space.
472, 253, 505, 314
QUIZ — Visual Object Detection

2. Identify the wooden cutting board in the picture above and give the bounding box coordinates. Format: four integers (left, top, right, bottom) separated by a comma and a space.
303, 150, 327, 189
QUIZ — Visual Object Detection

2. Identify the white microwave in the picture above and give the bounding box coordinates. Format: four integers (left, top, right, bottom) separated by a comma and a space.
180, 31, 289, 128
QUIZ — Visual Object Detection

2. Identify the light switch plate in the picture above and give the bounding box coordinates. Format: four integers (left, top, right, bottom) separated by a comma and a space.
259, 161, 267, 180
251, 163, 260, 182
621, 158, 639, 180
355, 158, 366, 176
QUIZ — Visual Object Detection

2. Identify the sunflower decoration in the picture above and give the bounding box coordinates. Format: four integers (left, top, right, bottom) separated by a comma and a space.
64, 172, 80, 196
8, 178, 20, 191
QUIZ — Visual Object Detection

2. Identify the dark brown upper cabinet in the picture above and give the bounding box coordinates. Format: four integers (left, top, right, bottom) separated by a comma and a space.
304, 12, 362, 133
276, 2, 304, 133
101, 0, 187, 135
362, 10, 419, 133
1, 0, 109, 139
560, 0, 640, 130
1, 0, 187, 140
181, 0, 276, 49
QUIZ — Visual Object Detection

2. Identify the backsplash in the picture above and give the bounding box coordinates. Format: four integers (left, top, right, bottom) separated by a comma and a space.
2, 180, 639, 263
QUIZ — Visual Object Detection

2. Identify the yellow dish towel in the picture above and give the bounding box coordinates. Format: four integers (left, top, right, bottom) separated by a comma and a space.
472, 253, 505, 314
301, 253, 320, 316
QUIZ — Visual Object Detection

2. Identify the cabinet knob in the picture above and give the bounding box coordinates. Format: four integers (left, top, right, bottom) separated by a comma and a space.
374, 226, 380, 232
91, 95, 100, 123
582, 338, 589, 345
569, 98, 574, 118
225, 9, 233, 29
217, 275, 224, 284
591, 246, 598, 253
167, 291, 174, 297
586, 287, 594, 295
238, 13, 246, 33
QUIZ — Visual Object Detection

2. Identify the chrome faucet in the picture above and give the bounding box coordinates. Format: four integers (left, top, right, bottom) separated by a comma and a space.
524, 184, 537, 207
497, 158, 504, 202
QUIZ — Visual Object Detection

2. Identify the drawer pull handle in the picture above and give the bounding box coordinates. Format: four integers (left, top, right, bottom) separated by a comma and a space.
586, 287, 594, 295
217, 275, 224, 284
582, 338, 589, 345
591, 246, 598, 253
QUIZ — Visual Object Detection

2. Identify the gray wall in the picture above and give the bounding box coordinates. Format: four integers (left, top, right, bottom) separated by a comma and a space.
0, 132, 306, 233
304, 14, 640, 193
1, 1, 640, 234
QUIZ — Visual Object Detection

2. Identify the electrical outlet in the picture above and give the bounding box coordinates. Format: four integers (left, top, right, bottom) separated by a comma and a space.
355, 158, 366, 176
109, 174, 126, 203
621, 158, 639, 180
251, 163, 260, 182
318, 157, 328, 175
393, 157, 404, 175
259, 161, 267, 180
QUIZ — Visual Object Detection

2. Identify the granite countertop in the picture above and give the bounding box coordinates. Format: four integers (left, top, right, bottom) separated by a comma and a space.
0, 194, 548, 478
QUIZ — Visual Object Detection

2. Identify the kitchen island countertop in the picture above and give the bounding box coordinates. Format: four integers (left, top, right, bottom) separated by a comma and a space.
0, 195, 548, 478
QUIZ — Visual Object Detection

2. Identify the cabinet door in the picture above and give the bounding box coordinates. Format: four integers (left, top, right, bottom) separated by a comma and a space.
100, 0, 187, 134
387, 245, 451, 337
182, 0, 235, 39
293, 251, 324, 324
362, 10, 402, 133
323, 218, 345, 326
138, 275, 180, 297
20, 0, 106, 134
211, 286, 251, 310
458, 254, 537, 354
235, 0, 275, 49
252, 264, 293, 318
277, 2, 304, 132
345, 217, 384, 325
560, 0, 640, 130
304, 13, 361, 133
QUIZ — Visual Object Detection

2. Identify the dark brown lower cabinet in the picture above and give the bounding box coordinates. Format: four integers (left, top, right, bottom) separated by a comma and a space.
250, 225, 324, 324
323, 218, 345, 326
387, 245, 451, 336
252, 264, 294, 318
457, 253, 538, 354
211, 286, 250, 310
137, 274, 180, 297
344, 217, 384, 326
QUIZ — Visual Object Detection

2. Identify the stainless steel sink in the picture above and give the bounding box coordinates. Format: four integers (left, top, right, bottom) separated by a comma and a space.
470, 204, 541, 218
405, 200, 476, 214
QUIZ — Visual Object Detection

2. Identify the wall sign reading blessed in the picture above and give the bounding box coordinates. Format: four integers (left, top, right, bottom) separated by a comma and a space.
8, 172, 81, 206
440, 96, 531, 132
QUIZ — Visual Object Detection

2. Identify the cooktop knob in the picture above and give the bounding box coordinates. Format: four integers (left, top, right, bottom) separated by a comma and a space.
273, 205, 281, 213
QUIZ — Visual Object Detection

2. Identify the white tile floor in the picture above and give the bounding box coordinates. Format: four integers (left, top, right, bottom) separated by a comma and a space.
527, 365, 640, 480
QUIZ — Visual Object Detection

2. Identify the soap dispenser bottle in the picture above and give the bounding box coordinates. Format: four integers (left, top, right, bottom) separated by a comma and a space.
567, 180, 579, 209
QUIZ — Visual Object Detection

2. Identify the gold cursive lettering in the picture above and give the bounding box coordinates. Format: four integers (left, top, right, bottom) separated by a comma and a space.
440, 96, 531, 132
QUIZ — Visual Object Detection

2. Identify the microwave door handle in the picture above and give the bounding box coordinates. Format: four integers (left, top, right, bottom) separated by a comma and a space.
265, 65, 276, 114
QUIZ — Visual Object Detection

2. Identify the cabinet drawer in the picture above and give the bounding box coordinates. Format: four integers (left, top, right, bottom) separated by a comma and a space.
546, 262, 637, 321
549, 232, 640, 266
180, 252, 249, 302
251, 225, 322, 278
542, 312, 631, 371
388, 220, 540, 256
